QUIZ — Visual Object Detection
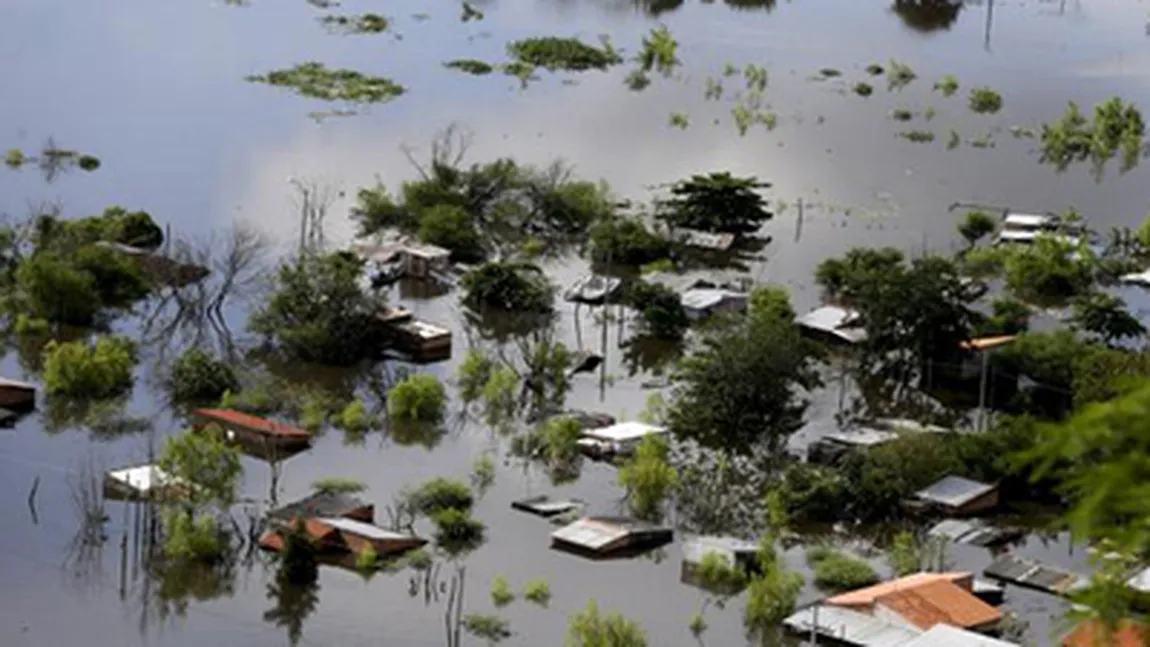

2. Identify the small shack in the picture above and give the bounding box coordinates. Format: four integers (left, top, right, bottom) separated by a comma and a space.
564, 275, 623, 305
913, 476, 999, 516
807, 429, 898, 466
375, 307, 452, 362
826, 571, 1002, 635
511, 495, 583, 518
577, 421, 668, 459
681, 536, 759, 591
551, 516, 672, 558
193, 408, 312, 451
104, 464, 186, 501
0, 377, 36, 412
681, 288, 749, 320
261, 516, 425, 559
984, 554, 1087, 596
796, 305, 867, 346
268, 491, 374, 528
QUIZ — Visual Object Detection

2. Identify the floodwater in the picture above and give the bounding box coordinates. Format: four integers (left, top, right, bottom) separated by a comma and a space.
2, 0, 1149, 644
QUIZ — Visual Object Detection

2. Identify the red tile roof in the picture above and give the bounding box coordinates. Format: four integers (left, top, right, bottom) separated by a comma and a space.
1064, 620, 1150, 647
876, 579, 1002, 631
194, 408, 309, 440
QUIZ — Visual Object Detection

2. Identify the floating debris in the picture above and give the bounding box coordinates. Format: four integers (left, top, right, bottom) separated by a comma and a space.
444, 59, 495, 75
246, 62, 405, 103
669, 112, 689, 129
319, 13, 389, 34
460, 1, 484, 22
853, 82, 873, 97
891, 108, 914, 122
970, 133, 996, 149
865, 63, 884, 76
722, 62, 738, 77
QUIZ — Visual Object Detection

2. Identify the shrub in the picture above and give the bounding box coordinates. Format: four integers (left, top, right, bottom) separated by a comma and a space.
470, 453, 496, 493
624, 281, 689, 340
457, 349, 494, 403
43, 336, 137, 398
588, 217, 671, 266
169, 348, 238, 403
356, 544, 380, 571
696, 551, 747, 593
16, 253, 101, 326
162, 510, 225, 563
689, 612, 707, 637
336, 399, 376, 433
431, 507, 485, 551
566, 599, 647, 647
461, 262, 554, 313
310, 477, 367, 495
407, 477, 474, 515
490, 575, 515, 607
387, 374, 447, 424
71, 244, 152, 307
969, 87, 1003, 114
507, 36, 622, 71
278, 521, 319, 585
404, 547, 433, 570
808, 547, 880, 592
618, 434, 678, 520
523, 579, 551, 607
13, 314, 49, 336
445, 59, 496, 75
159, 425, 243, 508
463, 614, 512, 643
743, 563, 803, 633
958, 210, 997, 246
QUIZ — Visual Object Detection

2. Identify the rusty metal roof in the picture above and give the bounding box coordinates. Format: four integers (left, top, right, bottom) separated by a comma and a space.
1063, 620, 1150, 647
194, 408, 309, 440
875, 579, 1001, 631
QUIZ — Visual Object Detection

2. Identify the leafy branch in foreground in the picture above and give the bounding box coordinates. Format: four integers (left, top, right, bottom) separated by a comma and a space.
246, 62, 405, 103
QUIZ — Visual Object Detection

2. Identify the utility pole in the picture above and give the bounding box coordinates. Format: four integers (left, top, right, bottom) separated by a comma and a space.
977, 348, 990, 432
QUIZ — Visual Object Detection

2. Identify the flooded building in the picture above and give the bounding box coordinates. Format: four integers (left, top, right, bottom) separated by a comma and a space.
673, 228, 737, 252
193, 408, 312, 451
807, 429, 899, 466
826, 571, 1002, 635
353, 239, 452, 281
681, 535, 759, 591
913, 476, 1000, 516
576, 421, 668, 458
983, 554, 1087, 597
564, 274, 623, 305
550, 516, 672, 557
927, 519, 1022, 548
511, 495, 583, 518
0, 377, 35, 412
796, 305, 868, 346
261, 516, 426, 559
376, 307, 452, 362
267, 491, 374, 528
104, 464, 186, 501
784, 604, 923, 646
680, 287, 749, 320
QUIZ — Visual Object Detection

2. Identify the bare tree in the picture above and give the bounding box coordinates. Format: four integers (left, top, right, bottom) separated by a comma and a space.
289, 178, 341, 255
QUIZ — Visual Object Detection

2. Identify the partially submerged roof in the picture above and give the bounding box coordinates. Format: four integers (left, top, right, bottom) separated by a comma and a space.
1063, 620, 1150, 647
1120, 269, 1150, 287
316, 516, 421, 542
827, 572, 971, 607
551, 516, 672, 554
904, 624, 1019, 647
796, 305, 867, 344
564, 275, 623, 303
511, 495, 582, 518
783, 605, 922, 647
927, 519, 1018, 547
194, 408, 310, 440
961, 335, 1016, 351
394, 318, 451, 339
984, 554, 1087, 595
268, 492, 371, 523
106, 464, 178, 495
1126, 566, 1150, 593
1002, 212, 1055, 229
681, 288, 748, 312
582, 421, 667, 443
822, 429, 900, 448
676, 228, 737, 251
916, 476, 996, 509
682, 536, 758, 567
876, 579, 1001, 631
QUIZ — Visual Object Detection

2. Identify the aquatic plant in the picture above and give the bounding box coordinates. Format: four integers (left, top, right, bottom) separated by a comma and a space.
624, 70, 650, 91
162, 510, 225, 562
1040, 98, 1145, 173
310, 477, 367, 495
404, 547, 433, 570
688, 612, 707, 637
1010, 125, 1037, 139
924, 105, 937, 121
160, 425, 243, 507
818, 67, 841, 78
697, 551, 747, 592
482, 367, 519, 429
470, 452, 496, 493
388, 374, 447, 424
899, 130, 935, 143
853, 82, 873, 97
444, 59, 495, 75
969, 87, 1003, 114
43, 336, 137, 399
168, 348, 238, 404
743, 553, 803, 636
865, 63, 884, 75
335, 399, 375, 434
246, 62, 405, 103
624, 281, 689, 340
722, 62, 738, 77
618, 434, 678, 520
431, 507, 486, 551
490, 575, 516, 607
4, 148, 25, 168
807, 546, 879, 592
704, 76, 723, 101
635, 25, 679, 76
971, 133, 996, 149
891, 108, 914, 122
668, 112, 689, 129
946, 128, 961, 150
463, 614, 512, 643
888, 531, 920, 576
732, 102, 753, 136
886, 59, 917, 90
744, 64, 768, 93
506, 36, 622, 72
934, 74, 959, 97
407, 477, 474, 515
957, 210, 996, 247
461, 2, 484, 22
457, 350, 494, 404
522, 579, 551, 607
319, 13, 389, 34
567, 599, 647, 647
503, 61, 538, 87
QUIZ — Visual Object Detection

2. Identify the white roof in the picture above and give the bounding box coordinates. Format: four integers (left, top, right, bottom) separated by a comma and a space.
0, 377, 35, 391
784, 605, 922, 647
552, 517, 631, 550
824, 429, 899, 447
681, 288, 747, 312
1121, 269, 1150, 286
106, 464, 176, 494
1002, 213, 1054, 229
316, 517, 417, 541
1127, 566, 1150, 593
917, 476, 996, 508
402, 242, 451, 259
796, 306, 867, 343
902, 624, 1018, 647
682, 535, 758, 566
582, 421, 667, 443
398, 319, 450, 339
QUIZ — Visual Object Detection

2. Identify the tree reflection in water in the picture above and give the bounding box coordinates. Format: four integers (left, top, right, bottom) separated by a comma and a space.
892, 0, 964, 32
264, 577, 321, 646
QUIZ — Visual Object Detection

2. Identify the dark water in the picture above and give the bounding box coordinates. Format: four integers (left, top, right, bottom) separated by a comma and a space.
3, 0, 1150, 644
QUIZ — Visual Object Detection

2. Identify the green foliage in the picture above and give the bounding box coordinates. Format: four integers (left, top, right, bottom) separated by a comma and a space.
162, 510, 225, 563
387, 374, 447, 424
1000, 236, 1095, 306
336, 399, 377, 433
618, 434, 678, 520
431, 507, 486, 551
688, 611, 707, 637
4, 148, 26, 168
891, 108, 914, 122
278, 521, 319, 585
669, 311, 821, 457
973, 297, 1031, 337
566, 599, 647, 647
169, 348, 239, 403
522, 579, 551, 607
246, 62, 405, 103
16, 253, 101, 325
1070, 293, 1146, 343
356, 544, 380, 571
35, 206, 163, 250
407, 477, 474, 515
899, 130, 935, 143
43, 336, 137, 398
481, 366, 520, 428
696, 551, 747, 592
935, 75, 959, 97
417, 204, 484, 262
507, 36, 622, 72
853, 82, 873, 97
865, 64, 884, 75
77, 155, 100, 171
444, 59, 495, 75
490, 575, 515, 607
886, 59, 917, 90
13, 314, 48, 336
947, 128, 961, 149
589, 217, 671, 266
1040, 98, 1145, 173
461, 262, 554, 313
818, 67, 841, 78
969, 87, 1003, 114
889, 531, 922, 577
320, 13, 389, 33
249, 252, 386, 365
659, 172, 772, 234
159, 425, 243, 508
404, 547, 433, 570
624, 281, 689, 340
71, 244, 153, 306
458, 349, 494, 403
470, 452, 497, 493
957, 210, 997, 246
807, 547, 880, 592
743, 561, 803, 634
310, 477, 366, 495
636, 26, 679, 76
541, 416, 583, 463
463, 614, 512, 643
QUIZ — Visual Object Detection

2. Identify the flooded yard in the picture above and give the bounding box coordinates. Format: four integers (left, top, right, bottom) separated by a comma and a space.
2, 0, 1150, 645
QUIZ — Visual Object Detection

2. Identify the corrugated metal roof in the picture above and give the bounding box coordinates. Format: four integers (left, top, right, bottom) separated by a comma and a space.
552, 517, 631, 550
677, 228, 737, 251
268, 492, 370, 522
682, 536, 758, 567
681, 288, 747, 312
1002, 213, 1054, 229
824, 429, 899, 447
903, 624, 1019, 647
827, 572, 971, 607
106, 464, 176, 494
876, 580, 1001, 631
582, 421, 666, 443
317, 517, 419, 541
916, 476, 996, 508
784, 605, 922, 646
984, 555, 1087, 595
195, 408, 310, 440
796, 305, 867, 343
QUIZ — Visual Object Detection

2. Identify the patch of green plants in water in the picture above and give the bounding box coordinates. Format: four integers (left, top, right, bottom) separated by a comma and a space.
899, 130, 935, 143
969, 87, 1003, 114
853, 82, 873, 97
723, 62, 738, 77
971, 132, 996, 149
311, 477, 366, 495
818, 67, 841, 78
865, 63, 884, 75
635, 25, 679, 77
461, 2, 484, 22
247, 63, 405, 103
704, 76, 723, 101
5, 144, 101, 176
522, 579, 551, 607
806, 546, 879, 592
744, 64, 768, 93
924, 106, 936, 121
947, 128, 961, 150
506, 36, 621, 72
886, 59, 917, 91
1040, 98, 1145, 172
490, 575, 516, 607
319, 13, 389, 34
502, 61, 538, 87
890, 108, 914, 122
44, 336, 138, 399
669, 112, 689, 129
625, 70, 650, 91
444, 59, 495, 75
387, 373, 447, 424
168, 347, 238, 404
934, 74, 959, 97
463, 614, 511, 643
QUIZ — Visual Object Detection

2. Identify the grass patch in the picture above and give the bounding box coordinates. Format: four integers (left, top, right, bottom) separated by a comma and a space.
853, 82, 873, 97
899, 130, 935, 143
523, 579, 551, 607
934, 75, 959, 97
247, 63, 404, 103
969, 87, 1003, 114
887, 59, 917, 90
669, 112, 689, 130
319, 13, 389, 34
507, 36, 621, 72
445, 59, 495, 75
723, 62, 738, 77
971, 133, 996, 149
807, 546, 879, 593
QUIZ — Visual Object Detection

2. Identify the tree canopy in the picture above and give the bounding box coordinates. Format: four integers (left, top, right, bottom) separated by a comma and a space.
461, 262, 555, 313
657, 172, 772, 234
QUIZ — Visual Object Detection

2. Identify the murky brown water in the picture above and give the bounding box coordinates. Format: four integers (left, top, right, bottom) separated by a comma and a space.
3, 0, 1150, 644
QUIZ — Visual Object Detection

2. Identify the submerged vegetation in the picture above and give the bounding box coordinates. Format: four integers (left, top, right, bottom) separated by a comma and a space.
4, 141, 100, 179
1040, 97, 1145, 173
898, 129, 935, 143
319, 13, 389, 34
444, 59, 495, 75
886, 59, 917, 90
246, 63, 405, 103
507, 36, 622, 72
43, 337, 138, 399
968, 87, 1004, 114
934, 74, 959, 97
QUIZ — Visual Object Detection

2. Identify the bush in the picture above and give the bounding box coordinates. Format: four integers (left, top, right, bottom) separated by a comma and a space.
958, 210, 996, 246
807, 547, 880, 592
159, 425, 243, 508
279, 521, 319, 585
13, 314, 49, 336
696, 551, 747, 593
969, 87, 1003, 114
335, 399, 376, 433
310, 477, 366, 495
461, 262, 554, 313
417, 204, 484, 263
743, 564, 804, 633
169, 348, 239, 403
523, 579, 551, 607
624, 281, 689, 340
566, 599, 647, 647
507, 36, 622, 71
162, 510, 225, 563
71, 244, 153, 307
490, 575, 515, 607
407, 477, 474, 515
43, 336, 137, 398
457, 350, 494, 403
618, 434, 678, 520
387, 374, 447, 424
15, 253, 101, 326
431, 507, 485, 551
588, 217, 671, 266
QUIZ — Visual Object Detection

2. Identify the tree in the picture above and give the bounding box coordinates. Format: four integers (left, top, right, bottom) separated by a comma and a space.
159, 425, 243, 508
1070, 293, 1146, 343
1001, 236, 1095, 306
588, 216, 671, 266
566, 600, 647, 647
617, 435, 678, 520
461, 262, 554, 313
43, 336, 138, 399
957, 210, 996, 247
624, 281, 689, 340
668, 312, 822, 458
169, 348, 239, 403
748, 285, 795, 323
657, 172, 771, 234
416, 204, 484, 263
973, 297, 1031, 337
310, 477, 366, 495
387, 373, 447, 424
16, 254, 101, 326
249, 251, 386, 365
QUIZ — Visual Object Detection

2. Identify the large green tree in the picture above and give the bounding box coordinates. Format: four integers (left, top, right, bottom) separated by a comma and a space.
657, 172, 772, 234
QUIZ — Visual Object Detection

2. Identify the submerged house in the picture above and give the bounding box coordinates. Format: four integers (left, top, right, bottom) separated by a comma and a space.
267, 491, 374, 528
807, 429, 899, 466
576, 421, 668, 458
913, 476, 999, 516
193, 408, 312, 451
984, 554, 1087, 597
0, 377, 35, 412
375, 307, 452, 362
104, 464, 187, 501
673, 228, 737, 252
551, 516, 672, 558
825, 571, 1003, 635
681, 288, 749, 320
261, 517, 426, 559
681, 536, 759, 591
797, 305, 867, 346
564, 275, 623, 305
